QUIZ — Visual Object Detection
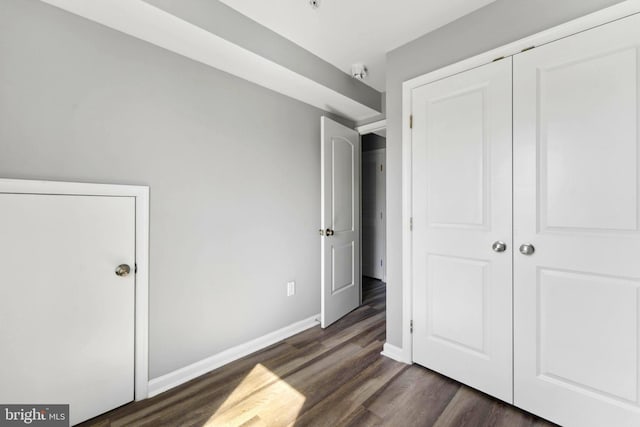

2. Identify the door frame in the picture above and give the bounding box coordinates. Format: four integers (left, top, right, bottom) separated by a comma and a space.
0, 178, 150, 401
356, 119, 386, 136
398, 0, 640, 365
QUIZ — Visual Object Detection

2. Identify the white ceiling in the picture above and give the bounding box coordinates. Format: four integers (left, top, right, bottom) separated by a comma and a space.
219, 0, 496, 91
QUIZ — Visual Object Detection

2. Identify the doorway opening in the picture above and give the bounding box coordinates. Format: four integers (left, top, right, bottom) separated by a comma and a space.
358, 120, 387, 302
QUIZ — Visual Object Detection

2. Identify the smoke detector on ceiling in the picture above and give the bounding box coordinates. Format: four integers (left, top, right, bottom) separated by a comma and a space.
309, 0, 320, 9
351, 63, 368, 80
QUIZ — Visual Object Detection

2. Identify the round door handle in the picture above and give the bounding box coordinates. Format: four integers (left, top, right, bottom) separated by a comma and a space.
519, 244, 535, 255
325, 228, 335, 236
492, 241, 507, 253
115, 264, 131, 277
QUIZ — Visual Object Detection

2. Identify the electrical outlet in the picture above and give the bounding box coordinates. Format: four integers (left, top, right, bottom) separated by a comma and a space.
287, 281, 296, 297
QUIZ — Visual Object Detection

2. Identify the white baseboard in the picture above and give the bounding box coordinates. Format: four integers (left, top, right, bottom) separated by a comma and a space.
381, 342, 411, 364
147, 314, 320, 397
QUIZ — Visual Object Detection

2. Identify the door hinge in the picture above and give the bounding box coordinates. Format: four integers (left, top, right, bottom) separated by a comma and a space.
409, 217, 413, 231
409, 115, 413, 129
410, 320, 413, 334
521, 45, 535, 53
380, 259, 383, 267
135, 263, 138, 274
380, 163, 384, 172
492, 56, 505, 62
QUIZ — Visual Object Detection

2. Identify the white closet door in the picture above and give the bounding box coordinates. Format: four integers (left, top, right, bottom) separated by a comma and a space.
412, 58, 513, 403
513, 13, 640, 427
0, 194, 135, 425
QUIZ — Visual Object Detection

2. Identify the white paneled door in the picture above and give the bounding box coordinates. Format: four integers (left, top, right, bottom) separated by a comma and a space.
513, 13, 640, 427
0, 194, 135, 426
321, 116, 361, 328
411, 58, 513, 402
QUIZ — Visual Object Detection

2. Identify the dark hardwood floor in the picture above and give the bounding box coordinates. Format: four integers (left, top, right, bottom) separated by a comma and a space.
82, 278, 555, 427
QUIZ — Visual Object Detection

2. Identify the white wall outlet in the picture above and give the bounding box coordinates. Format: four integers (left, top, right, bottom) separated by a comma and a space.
287, 281, 296, 297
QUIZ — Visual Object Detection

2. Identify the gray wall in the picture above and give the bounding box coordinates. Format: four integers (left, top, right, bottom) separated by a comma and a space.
384, 0, 625, 347
0, 0, 350, 379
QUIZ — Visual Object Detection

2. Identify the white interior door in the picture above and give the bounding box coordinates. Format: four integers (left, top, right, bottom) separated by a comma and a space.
362, 148, 386, 281
513, 13, 640, 427
321, 116, 361, 328
0, 194, 136, 425
411, 58, 513, 403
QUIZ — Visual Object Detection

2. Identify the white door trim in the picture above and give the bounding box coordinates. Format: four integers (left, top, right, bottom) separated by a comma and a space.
0, 178, 150, 401
399, 0, 640, 364
356, 119, 386, 135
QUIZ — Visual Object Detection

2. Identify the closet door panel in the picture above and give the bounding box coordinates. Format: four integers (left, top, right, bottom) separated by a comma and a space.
513, 12, 640, 427
412, 58, 513, 403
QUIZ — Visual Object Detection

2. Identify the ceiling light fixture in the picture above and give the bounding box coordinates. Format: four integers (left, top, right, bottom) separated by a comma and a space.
309, 0, 320, 9
351, 63, 368, 80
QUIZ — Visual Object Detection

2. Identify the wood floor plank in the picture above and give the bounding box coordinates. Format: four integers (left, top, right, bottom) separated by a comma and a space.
318, 311, 385, 349
340, 405, 384, 427
240, 416, 268, 427
483, 400, 551, 427
81, 278, 555, 427
291, 356, 407, 426
351, 318, 387, 348
432, 386, 495, 427
365, 365, 460, 426
287, 306, 382, 353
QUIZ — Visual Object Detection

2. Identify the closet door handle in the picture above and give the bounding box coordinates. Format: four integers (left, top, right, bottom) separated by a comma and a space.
492, 241, 507, 253
519, 244, 535, 255
115, 264, 131, 277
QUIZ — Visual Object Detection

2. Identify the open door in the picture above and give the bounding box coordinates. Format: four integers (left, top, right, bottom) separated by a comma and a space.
320, 116, 361, 328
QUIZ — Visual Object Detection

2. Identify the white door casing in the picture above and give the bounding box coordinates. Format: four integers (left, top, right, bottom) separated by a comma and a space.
321, 116, 361, 328
411, 58, 513, 403
513, 13, 640, 427
362, 148, 386, 281
0, 193, 135, 425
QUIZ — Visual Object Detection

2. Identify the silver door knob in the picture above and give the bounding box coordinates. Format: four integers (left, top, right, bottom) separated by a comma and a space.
519, 244, 535, 255
492, 241, 507, 253
115, 264, 131, 277
325, 228, 335, 236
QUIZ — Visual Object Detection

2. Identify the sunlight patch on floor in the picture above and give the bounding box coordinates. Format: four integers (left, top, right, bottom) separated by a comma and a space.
204, 363, 306, 426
